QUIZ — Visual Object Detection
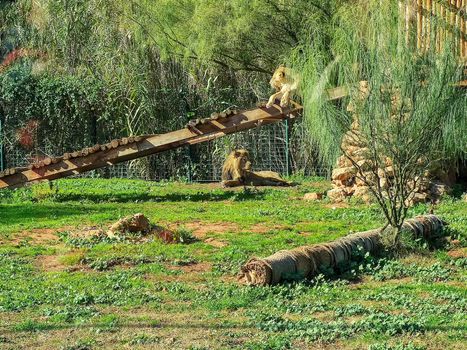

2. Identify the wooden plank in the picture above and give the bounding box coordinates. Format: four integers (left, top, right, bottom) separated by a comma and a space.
462, 0, 466, 58
426, 0, 433, 49
457, 0, 462, 56
418, 0, 423, 50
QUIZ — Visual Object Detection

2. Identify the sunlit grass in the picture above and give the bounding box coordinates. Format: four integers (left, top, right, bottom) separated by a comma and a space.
0, 178, 465, 349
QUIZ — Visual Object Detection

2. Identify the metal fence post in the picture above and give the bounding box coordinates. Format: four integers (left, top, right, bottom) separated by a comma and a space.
285, 118, 290, 176
0, 117, 3, 171
187, 146, 193, 182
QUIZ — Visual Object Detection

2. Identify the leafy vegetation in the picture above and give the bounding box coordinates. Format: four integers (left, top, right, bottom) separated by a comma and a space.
0, 178, 465, 349
1, 1, 466, 348
291, 0, 466, 231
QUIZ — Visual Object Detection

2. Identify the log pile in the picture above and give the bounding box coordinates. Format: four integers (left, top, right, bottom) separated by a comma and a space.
239, 215, 445, 286
185, 108, 238, 131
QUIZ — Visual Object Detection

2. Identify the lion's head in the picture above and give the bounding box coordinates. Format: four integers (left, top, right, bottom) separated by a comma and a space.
269, 65, 288, 91
221, 149, 252, 181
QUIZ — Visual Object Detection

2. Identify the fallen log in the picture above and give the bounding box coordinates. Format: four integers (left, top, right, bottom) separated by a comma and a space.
239, 215, 445, 286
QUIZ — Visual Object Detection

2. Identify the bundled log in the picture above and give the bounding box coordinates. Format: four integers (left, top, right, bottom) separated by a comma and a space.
110, 139, 119, 148
239, 215, 445, 286
0, 167, 29, 177
120, 138, 129, 146
185, 108, 239, 129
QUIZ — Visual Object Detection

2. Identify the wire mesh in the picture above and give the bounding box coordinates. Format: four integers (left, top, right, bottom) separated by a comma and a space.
1, 119, 332, 182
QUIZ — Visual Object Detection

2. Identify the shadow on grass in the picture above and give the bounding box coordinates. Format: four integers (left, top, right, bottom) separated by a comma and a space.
1, 320, 249, 333
0, 204, 104, 226
40, 188, 269, 203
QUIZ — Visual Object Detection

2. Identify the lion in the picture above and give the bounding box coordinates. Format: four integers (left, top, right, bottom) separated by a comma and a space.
221, 149, 292, 187
266, 65, 300, 108
221, 149, 252, 187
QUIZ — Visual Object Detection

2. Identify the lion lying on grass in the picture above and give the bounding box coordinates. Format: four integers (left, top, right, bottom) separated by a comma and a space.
221, 149, 292, 187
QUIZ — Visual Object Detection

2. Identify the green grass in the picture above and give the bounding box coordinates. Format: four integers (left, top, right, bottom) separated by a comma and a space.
0, 178, 465, 349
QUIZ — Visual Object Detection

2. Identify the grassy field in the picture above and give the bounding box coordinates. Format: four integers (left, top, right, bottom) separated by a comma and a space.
0, 178, 465, 350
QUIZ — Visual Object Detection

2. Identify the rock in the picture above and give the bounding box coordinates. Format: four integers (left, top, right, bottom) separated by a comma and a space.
385, 166, 394, 177
107, 213, 150, 237
327, 188, 347, 202
351, 147, 370, 158
356, 159, 373, 171
430, 182, 449, 197
303, 192, 323, 201
345, 145, 361, 157
355, 176, 367, 186
361, 171, 377, 185
337, 156, 353, 168
341, 133, 363, 148
331, 167, 356, 181
462, 193, 467, 202
157, 228, 175, 243
352, 186, 373, 203
354, 186, 371, 197
409, 192, 429, 206
379, 177, 388, 189
333, 178, 355, 188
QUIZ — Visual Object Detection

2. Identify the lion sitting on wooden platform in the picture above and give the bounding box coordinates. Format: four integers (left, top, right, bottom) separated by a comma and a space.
221, 149, 292, 187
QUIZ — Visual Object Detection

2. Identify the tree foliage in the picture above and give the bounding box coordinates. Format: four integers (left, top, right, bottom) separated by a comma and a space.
292, 0, 466, 230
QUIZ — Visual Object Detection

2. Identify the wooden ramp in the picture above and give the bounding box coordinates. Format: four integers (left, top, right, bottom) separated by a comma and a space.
0, 102, 304, 189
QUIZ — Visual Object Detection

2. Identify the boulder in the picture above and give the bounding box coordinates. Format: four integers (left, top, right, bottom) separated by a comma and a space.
107, 213, 151, 237
353, 186, 371, 197
327, 188, 347, 202
337, 156, 353, 168
356, 159, 373, 172
332, 167, 356, 181
429, 182, 449, 197
355, 176, 367, 186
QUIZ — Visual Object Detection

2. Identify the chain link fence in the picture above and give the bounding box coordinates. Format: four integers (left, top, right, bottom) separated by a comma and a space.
1, 119, 332, 182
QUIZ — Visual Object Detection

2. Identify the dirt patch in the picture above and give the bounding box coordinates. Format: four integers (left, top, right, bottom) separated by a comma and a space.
11, 227, 73, 245
249, 223, 289, 234
170, 221, 239, 239
447, 247, 467, 259
204, 237, 228, 248
35, 255, 66, 272
168, 262, 212, 274
69, 227, 103, 239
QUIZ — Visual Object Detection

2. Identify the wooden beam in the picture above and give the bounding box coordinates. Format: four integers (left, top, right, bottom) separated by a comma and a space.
0, 103, 302, 189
